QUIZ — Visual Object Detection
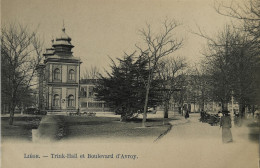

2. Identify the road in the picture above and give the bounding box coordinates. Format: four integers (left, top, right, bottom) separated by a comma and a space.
157, 113, 259, 168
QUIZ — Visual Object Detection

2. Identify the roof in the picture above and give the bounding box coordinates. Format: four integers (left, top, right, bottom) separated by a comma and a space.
43, 48, 55, 56
56, 27, 71, 41
52, 27, 74, 48
44, 55, 81, 64
42, 27, 78, 62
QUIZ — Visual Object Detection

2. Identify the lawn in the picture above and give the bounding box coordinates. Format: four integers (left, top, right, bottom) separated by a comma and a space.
61, 116, 172, 141
1, 114, 174, 142
1, 116, 43, 142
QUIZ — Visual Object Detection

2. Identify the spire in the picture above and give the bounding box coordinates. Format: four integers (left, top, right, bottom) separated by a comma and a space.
62, 20, 65, 32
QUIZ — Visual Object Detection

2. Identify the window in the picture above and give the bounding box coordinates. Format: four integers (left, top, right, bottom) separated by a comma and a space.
88, 86, 94, 98
53, 94, 60, 107
81, 102, 87, 108
81, 87, 87, 97
54, 68, 61, 80
68, 95, 74, 107
69, 69, 75, 81
88, 102, 102, 108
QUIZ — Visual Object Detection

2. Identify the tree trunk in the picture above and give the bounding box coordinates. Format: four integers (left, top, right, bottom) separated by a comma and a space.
222, 100, 228, 111
180, 101, 184, 116
178, 106, 181, 114
9, 105, 15, 125
202, 98, 205, 111
164, 100, 169, 118
239, 102, 245, 118
142, 86, 150, 127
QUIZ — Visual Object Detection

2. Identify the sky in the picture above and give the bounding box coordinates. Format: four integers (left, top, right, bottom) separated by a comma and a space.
2, 0, 239, 74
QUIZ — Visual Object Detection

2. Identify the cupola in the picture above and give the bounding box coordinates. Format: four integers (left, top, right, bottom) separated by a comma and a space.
52, 27, 74, 56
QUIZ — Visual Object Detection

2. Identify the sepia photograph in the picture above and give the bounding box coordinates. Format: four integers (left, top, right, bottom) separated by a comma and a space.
1, 0, 259, 167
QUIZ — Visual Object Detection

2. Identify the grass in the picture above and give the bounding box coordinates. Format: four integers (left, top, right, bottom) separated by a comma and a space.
62, 116, 172, 140
1, 116, 43, 141
1, 115, 173, 142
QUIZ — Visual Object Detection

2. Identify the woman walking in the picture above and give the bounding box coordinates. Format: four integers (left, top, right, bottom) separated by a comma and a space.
220, 111, 233, 143
185, 110, 189, 119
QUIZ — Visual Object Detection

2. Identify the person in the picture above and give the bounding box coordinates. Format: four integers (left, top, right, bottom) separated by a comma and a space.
220, 111, 233, 143
185, 110, 189, 119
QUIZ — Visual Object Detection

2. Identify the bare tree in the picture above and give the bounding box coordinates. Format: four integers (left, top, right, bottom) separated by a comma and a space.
187, 63, 214, 112
195, 25, 257, 115
1, 23, 43, 125
214, 0, 260, 108
135, 19, 183, 126
157, 56, 187, 118
202, 26, 239, 111
215, 0, 260, 39
82, 65, 100, 79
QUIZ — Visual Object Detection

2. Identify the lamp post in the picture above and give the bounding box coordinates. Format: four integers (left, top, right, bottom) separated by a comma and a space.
231, 90, 234, 124
77, 58, 81, 115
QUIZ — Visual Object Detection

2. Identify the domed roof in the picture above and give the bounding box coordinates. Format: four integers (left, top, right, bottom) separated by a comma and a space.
52, 27, 74, 48
56, 27, 71, 41
43, 40, 55, 56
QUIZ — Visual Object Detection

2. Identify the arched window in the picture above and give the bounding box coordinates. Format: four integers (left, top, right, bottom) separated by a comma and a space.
53, 94, 60, 107
68, 69, 75, 80
54, 68, 61, 80
68, 95, 74, 107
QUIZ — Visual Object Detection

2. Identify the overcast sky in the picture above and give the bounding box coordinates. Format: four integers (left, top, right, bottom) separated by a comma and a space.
2, 0, 239, 74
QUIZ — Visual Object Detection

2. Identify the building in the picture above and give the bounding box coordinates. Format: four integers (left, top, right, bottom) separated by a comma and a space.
37, 27, 81, 114
80, 79, 110, 112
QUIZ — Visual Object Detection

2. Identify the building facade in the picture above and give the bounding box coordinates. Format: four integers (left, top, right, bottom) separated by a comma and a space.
80, 79, 110, 112
37, 27, 81, 113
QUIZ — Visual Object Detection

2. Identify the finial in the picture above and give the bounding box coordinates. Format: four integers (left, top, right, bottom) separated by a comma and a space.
51, 35, 54, 43
62, 20, 65, 32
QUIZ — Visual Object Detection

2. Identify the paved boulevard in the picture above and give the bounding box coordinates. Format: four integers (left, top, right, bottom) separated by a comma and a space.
155, 113, 259, 168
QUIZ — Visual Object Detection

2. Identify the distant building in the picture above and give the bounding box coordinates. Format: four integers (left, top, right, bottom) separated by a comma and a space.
80, 79, 110, 112
37, 27, 81, 113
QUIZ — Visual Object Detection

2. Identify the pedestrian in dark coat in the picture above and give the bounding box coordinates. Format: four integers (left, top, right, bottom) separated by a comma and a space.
185, 110, 189, 119
220, 111, 233, 143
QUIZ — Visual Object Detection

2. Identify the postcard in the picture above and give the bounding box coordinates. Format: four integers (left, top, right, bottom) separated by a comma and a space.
1, 0, 259, 168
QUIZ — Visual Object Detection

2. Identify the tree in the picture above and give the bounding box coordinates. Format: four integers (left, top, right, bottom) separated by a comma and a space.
187, 63, 213, 112
95, 53, 162, 121
95, 53, 143, 121
156, 56, 187, 118
195, 26, 237, 111
215, 0, 260, 40
135, 19, 183, 126
82, 65, 100, 79
172, 74, 188, 115
196, 25, 257, 116
227, 32, 257, 116
1, 23, 43, 125
215, 0, 260, 109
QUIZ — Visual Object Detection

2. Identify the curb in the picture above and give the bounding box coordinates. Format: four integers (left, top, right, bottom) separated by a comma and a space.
153, 118, 189, 143
153, 123, 173, 143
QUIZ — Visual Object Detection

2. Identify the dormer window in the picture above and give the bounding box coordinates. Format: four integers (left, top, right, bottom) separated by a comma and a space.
54, 68, 61, 80
69, 69, 75, 81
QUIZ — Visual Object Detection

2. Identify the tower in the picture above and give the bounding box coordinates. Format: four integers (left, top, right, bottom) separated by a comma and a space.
39, 27, 81, 114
